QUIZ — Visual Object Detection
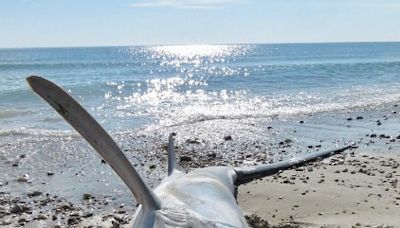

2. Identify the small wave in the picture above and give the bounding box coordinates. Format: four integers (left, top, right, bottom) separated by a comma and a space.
0, 128, 76, 138
166, 114, 268, 127
41, 117, 63, 123
0, 109, 34, 119
0, 61, 144, 71
156, 85, 400, 127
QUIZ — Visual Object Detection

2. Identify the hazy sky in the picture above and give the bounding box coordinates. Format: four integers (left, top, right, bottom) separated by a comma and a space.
1, 0, 400, 48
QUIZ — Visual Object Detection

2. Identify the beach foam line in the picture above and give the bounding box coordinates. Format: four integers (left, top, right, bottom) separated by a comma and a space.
0, 109, 34, 119
157, 92, 400, 128
0, 128, 76, 138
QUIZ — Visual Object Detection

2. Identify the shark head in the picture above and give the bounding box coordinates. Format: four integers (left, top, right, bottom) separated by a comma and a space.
27, 76, 352, 228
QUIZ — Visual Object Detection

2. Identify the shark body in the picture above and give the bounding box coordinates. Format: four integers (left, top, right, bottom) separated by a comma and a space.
143, 166, 246, 227
27, 76, 352, 228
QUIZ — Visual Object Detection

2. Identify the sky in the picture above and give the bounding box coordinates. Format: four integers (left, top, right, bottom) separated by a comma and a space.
1, 0, 400, 48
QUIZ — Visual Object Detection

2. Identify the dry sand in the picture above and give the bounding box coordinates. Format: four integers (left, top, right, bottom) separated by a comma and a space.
239, 151, 400, 228
1, 151, 399, 227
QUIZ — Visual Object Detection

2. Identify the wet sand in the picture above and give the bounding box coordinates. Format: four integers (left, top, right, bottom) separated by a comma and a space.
1, 105, 400, 227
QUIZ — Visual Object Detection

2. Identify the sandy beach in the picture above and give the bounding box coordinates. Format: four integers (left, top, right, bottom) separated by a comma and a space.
1, 106, 400, 227
239, 152, 400, 228
1, 150, 399, 227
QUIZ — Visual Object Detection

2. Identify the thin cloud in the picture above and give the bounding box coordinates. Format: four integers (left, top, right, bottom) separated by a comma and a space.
131, 0, 242, 9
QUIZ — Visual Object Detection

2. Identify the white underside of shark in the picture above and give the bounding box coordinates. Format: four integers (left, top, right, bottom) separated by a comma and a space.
149, 167, 246, 227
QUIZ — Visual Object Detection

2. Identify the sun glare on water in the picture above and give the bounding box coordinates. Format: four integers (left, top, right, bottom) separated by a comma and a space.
141, 44, 252, 67
111, 44, 256, 125
151, 44, 236, 58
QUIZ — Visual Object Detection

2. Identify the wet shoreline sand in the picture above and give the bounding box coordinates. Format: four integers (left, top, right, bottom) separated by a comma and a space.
1, 105, 400, 227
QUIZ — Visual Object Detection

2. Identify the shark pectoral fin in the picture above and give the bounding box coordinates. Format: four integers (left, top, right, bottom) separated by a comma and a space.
167, 133, 185, 176
234, 144, 355, 185
26, 76, 160, 211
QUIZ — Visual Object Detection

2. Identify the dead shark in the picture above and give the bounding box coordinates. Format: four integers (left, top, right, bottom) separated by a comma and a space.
27, 76, 353, 227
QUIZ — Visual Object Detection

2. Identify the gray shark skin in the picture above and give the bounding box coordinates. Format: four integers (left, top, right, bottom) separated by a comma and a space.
27, 76, 353, 228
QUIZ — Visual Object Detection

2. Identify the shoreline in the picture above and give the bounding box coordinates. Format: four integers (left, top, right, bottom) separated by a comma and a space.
1, 105, 400, 227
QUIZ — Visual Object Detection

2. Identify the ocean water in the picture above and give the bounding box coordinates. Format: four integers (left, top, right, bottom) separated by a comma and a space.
1, 43, 400, 136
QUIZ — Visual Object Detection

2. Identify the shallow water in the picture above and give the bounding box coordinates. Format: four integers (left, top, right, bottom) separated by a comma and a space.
1, 43, 400, 133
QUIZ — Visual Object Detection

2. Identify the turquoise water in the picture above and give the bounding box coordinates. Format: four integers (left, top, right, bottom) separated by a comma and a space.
1, 42, 400, 133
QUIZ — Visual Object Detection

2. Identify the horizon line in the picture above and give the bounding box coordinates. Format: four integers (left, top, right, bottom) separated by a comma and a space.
1, 40, 400, 50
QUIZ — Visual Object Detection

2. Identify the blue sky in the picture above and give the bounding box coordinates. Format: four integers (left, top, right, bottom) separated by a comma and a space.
1, 0, 400, 48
